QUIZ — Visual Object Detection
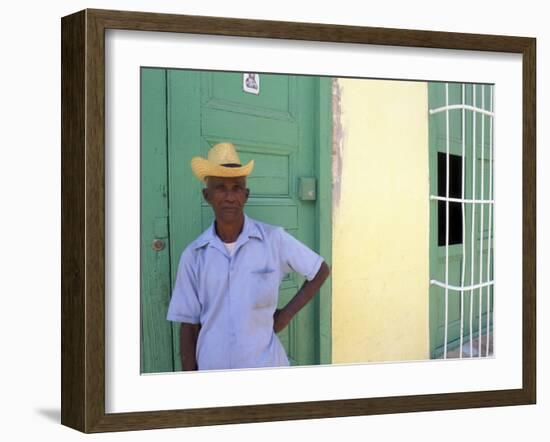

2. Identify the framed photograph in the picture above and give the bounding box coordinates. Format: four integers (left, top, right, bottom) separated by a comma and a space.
61, 8, 536, 433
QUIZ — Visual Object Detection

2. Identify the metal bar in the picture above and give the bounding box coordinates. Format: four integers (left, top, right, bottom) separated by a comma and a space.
430, 196, 494, 204
469, 85, 477, 358
430, 279, 494, 292
444, 83, 450, 359
429, 104, 495, 117
478, 86, 486, 357
486, 86, 494, 357
460, 84, 466, 358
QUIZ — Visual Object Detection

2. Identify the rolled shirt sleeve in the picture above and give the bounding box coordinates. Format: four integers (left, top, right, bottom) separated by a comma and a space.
166, 249, 201, 324
278, 228, 323, 281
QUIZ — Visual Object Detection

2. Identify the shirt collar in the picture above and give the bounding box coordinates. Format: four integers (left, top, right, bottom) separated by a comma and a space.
192, 214, 263, 250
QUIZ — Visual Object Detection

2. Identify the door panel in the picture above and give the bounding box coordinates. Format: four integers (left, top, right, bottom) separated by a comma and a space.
208, 71, 291, 113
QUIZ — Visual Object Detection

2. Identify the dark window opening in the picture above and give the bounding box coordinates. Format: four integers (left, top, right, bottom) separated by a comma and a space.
438, 152, 463, 246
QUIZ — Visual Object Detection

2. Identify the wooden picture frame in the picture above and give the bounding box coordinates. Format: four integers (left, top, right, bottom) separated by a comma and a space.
61, 8, 536, 433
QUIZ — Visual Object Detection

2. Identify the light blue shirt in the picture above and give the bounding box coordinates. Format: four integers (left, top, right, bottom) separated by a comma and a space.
166, 214, 323, 371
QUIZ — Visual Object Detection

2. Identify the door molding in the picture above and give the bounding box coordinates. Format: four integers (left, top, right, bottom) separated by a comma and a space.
316, 77, 333, 365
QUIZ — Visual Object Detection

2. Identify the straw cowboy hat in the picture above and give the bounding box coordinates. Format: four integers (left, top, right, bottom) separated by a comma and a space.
190, 142, 254, 182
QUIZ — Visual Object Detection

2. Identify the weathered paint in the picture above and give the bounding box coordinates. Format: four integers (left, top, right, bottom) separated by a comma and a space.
331, 78, 344, 212
331, 78, 430, 363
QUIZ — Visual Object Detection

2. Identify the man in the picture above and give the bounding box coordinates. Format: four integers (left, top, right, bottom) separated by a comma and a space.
166, 142, 330, 371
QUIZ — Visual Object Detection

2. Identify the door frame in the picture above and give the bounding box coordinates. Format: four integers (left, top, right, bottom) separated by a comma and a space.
316, 77, 333, 365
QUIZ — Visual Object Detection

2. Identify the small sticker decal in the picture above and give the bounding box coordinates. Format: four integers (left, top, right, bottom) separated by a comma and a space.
243, 73, 260, 94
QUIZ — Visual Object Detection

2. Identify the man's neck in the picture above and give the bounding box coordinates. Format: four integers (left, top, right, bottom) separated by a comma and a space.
215, 216, 245, 243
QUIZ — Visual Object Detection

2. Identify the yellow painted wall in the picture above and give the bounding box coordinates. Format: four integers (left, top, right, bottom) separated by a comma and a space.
332, 79, 430, 363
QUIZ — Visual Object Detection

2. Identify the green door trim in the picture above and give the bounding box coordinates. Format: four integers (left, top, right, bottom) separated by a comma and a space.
316, 77, 333, 365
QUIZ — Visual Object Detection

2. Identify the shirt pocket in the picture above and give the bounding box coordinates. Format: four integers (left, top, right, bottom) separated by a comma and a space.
250, 267, 277, 309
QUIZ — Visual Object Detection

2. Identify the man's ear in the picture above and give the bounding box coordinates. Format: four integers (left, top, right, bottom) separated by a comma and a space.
245, 188, 250, 201
202, 188, 209, 202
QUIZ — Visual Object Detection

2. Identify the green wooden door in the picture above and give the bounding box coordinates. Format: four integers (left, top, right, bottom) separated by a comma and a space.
141, 68, 331, 372
428, 82, 494, 358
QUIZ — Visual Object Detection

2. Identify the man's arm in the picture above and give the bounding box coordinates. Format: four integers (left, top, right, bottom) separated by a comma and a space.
180, 322, 201, 371
273, 261, 330, 333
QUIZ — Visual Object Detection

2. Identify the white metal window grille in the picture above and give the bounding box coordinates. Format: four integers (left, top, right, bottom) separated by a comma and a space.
429, 83, 494, 359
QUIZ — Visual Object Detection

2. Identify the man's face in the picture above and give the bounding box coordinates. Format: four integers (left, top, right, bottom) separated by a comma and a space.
202, 176, 249, 223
